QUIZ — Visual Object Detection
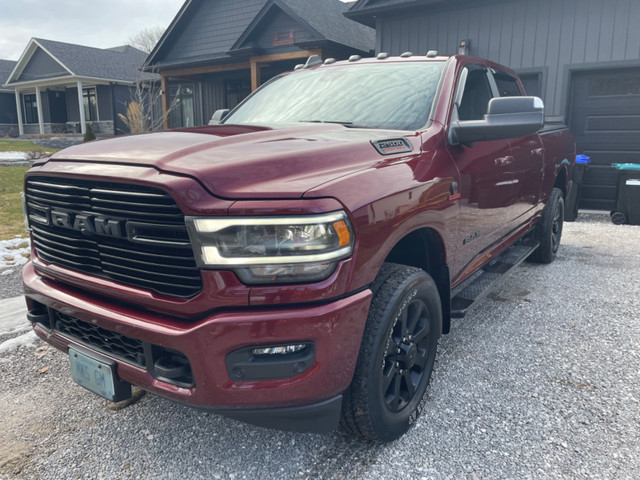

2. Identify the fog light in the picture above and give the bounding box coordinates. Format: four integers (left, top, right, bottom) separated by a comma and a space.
252, 344, 307, 356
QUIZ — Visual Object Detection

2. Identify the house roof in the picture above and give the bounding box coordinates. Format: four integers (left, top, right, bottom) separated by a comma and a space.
5, 38, 157, 87
146, 0, 375, 70
0, 59, 17, 92
269, 0, 375, 53
346, 0, 451, 27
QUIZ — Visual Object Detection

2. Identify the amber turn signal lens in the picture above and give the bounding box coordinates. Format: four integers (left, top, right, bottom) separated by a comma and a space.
333, 220, 350, 247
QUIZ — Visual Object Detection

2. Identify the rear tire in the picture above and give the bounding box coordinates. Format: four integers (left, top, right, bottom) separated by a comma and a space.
530, 187, 564, 264
341, 263, 441, 442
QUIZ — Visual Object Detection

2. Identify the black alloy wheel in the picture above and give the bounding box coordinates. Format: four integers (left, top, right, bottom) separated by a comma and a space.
381, 297, 432, 413
341, 263, 442, 442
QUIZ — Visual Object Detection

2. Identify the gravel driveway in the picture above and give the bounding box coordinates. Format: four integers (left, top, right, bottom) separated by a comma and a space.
1, 213, 639, 480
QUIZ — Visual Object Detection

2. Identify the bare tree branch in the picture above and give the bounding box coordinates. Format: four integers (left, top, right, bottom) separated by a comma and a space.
127, 26, 165, 54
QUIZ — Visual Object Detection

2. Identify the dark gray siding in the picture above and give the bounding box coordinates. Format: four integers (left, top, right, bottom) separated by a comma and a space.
39, 90, 50, 123
163, 0, 266, 64
18, 47, 67, 81
66, 87, 80, 122
96, 85, 113, 121
377, 0, 640, 117
112, 84, 133, 134
0, 92, 17, 124
255, 11, 315, 49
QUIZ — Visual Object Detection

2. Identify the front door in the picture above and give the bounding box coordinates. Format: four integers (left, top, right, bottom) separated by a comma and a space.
447, 65, 517, 280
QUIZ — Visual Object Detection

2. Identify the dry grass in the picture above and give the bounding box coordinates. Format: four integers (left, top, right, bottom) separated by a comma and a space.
0, 140, 60, 154
0, 166, 29, 240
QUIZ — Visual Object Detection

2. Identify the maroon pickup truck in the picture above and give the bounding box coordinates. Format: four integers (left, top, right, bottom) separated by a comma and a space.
22, 53, 575, 442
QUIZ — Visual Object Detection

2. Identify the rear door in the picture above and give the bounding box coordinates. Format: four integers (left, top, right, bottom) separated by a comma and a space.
491, 68, 544, 222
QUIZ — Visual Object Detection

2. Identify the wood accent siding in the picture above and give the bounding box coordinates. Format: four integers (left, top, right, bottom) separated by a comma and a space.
377, 0, 640, 116
255, 10, 315, 49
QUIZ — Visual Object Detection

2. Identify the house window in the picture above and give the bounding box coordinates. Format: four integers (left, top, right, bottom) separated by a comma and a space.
273, 30, 294, 47
83, 87, 98, 121
519, 72, 543, 97
225, 80, 251, 109
170, 84, 195, 128
23, 94, 38, 124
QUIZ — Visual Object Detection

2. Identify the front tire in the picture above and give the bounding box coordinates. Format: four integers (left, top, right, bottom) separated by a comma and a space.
341, 263, 442, 442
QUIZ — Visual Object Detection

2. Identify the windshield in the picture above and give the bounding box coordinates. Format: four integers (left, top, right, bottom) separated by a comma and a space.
224, 62, 445, 131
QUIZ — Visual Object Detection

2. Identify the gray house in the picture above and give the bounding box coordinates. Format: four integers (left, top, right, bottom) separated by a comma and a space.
145, 0, 375, 129
3, 38, 156, 136
0, 59, 18, 137
346, 0, 640, 209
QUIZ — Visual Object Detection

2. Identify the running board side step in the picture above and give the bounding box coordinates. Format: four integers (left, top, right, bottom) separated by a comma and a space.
450, 240, 539, 318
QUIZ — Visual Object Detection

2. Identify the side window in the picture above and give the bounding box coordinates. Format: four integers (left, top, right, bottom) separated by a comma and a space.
493, 70, 523, 97
458, 67, 494, 121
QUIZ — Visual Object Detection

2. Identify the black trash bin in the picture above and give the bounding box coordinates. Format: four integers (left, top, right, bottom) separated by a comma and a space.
565, 155, 590, 222
610, 163, 640, 225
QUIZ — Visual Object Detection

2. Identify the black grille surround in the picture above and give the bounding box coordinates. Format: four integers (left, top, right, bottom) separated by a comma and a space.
25, 176, 202, 298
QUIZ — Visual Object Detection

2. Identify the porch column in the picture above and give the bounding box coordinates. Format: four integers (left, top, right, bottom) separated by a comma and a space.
250, 61, 261, 92
77, 80, 86, 134
161, 75, 171, 129
35, 86, 45, 135
14, 90, 24, 136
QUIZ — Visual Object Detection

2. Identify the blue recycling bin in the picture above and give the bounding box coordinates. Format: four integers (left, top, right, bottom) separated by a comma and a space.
610, 163, 640, 225
565, 155, 590, 222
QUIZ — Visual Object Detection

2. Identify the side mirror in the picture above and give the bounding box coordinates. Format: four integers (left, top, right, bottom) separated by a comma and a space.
450, 96, 544, 145
209, 109, 230, 125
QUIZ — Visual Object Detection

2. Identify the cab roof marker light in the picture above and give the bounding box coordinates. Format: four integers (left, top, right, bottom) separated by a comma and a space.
426, 50, 439, 58
400, 51, 414, 58
377, 52, 389, 60
348, 55, 361, 62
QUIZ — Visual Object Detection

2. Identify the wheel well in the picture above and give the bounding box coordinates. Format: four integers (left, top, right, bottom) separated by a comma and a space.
383, 228, 451, 334
555, 168, 568, 198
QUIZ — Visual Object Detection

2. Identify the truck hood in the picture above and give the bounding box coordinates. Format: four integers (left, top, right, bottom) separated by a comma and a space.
47, 125, 421, 199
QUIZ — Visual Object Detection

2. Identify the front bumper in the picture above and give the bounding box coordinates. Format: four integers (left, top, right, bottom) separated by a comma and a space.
23, 261, 371, 431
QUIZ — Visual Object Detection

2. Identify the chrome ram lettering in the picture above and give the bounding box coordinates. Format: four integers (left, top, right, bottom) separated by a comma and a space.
49, 209, 124, 238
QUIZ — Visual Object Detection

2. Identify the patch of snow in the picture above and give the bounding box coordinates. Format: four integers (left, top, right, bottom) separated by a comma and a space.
0, 236, 31, 271
0, 296, 29, 334
0, 151, 28, 160
1, 269, 13, 276
0, 331, 38, 354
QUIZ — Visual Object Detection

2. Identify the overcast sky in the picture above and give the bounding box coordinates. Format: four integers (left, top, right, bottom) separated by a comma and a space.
0, 0, 355, 61
0, 0, 187, 60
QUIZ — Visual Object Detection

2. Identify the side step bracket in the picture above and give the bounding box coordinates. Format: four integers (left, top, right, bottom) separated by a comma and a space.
450, 240, 539, 318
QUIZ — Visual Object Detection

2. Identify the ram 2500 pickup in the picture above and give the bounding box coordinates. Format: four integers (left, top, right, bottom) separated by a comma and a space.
22, 53, 575, 442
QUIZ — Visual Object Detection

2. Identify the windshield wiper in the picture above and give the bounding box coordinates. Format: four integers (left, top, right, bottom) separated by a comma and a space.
299, 120, 366, 128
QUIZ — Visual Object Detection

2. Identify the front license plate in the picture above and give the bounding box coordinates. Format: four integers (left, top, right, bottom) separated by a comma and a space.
69, 348, 130, 402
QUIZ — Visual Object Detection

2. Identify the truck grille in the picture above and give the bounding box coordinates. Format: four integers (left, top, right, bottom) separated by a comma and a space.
53, 310, 145, 367
25, 176, 202, 298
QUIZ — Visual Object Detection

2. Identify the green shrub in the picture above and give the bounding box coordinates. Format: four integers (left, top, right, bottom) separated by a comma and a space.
83, 124, 96, 142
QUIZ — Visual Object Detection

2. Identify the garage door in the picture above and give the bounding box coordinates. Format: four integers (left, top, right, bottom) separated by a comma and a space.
569, 68, 640, 210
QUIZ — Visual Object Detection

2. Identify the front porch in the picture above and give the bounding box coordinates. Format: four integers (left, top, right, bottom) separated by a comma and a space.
159, 49, 322, 129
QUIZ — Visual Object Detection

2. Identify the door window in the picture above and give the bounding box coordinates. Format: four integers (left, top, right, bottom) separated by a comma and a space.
493, 70, 522, 97
457, 67, 494, 121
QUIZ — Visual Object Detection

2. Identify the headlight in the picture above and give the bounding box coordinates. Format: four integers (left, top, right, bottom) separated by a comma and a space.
186, 211, 353, 284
